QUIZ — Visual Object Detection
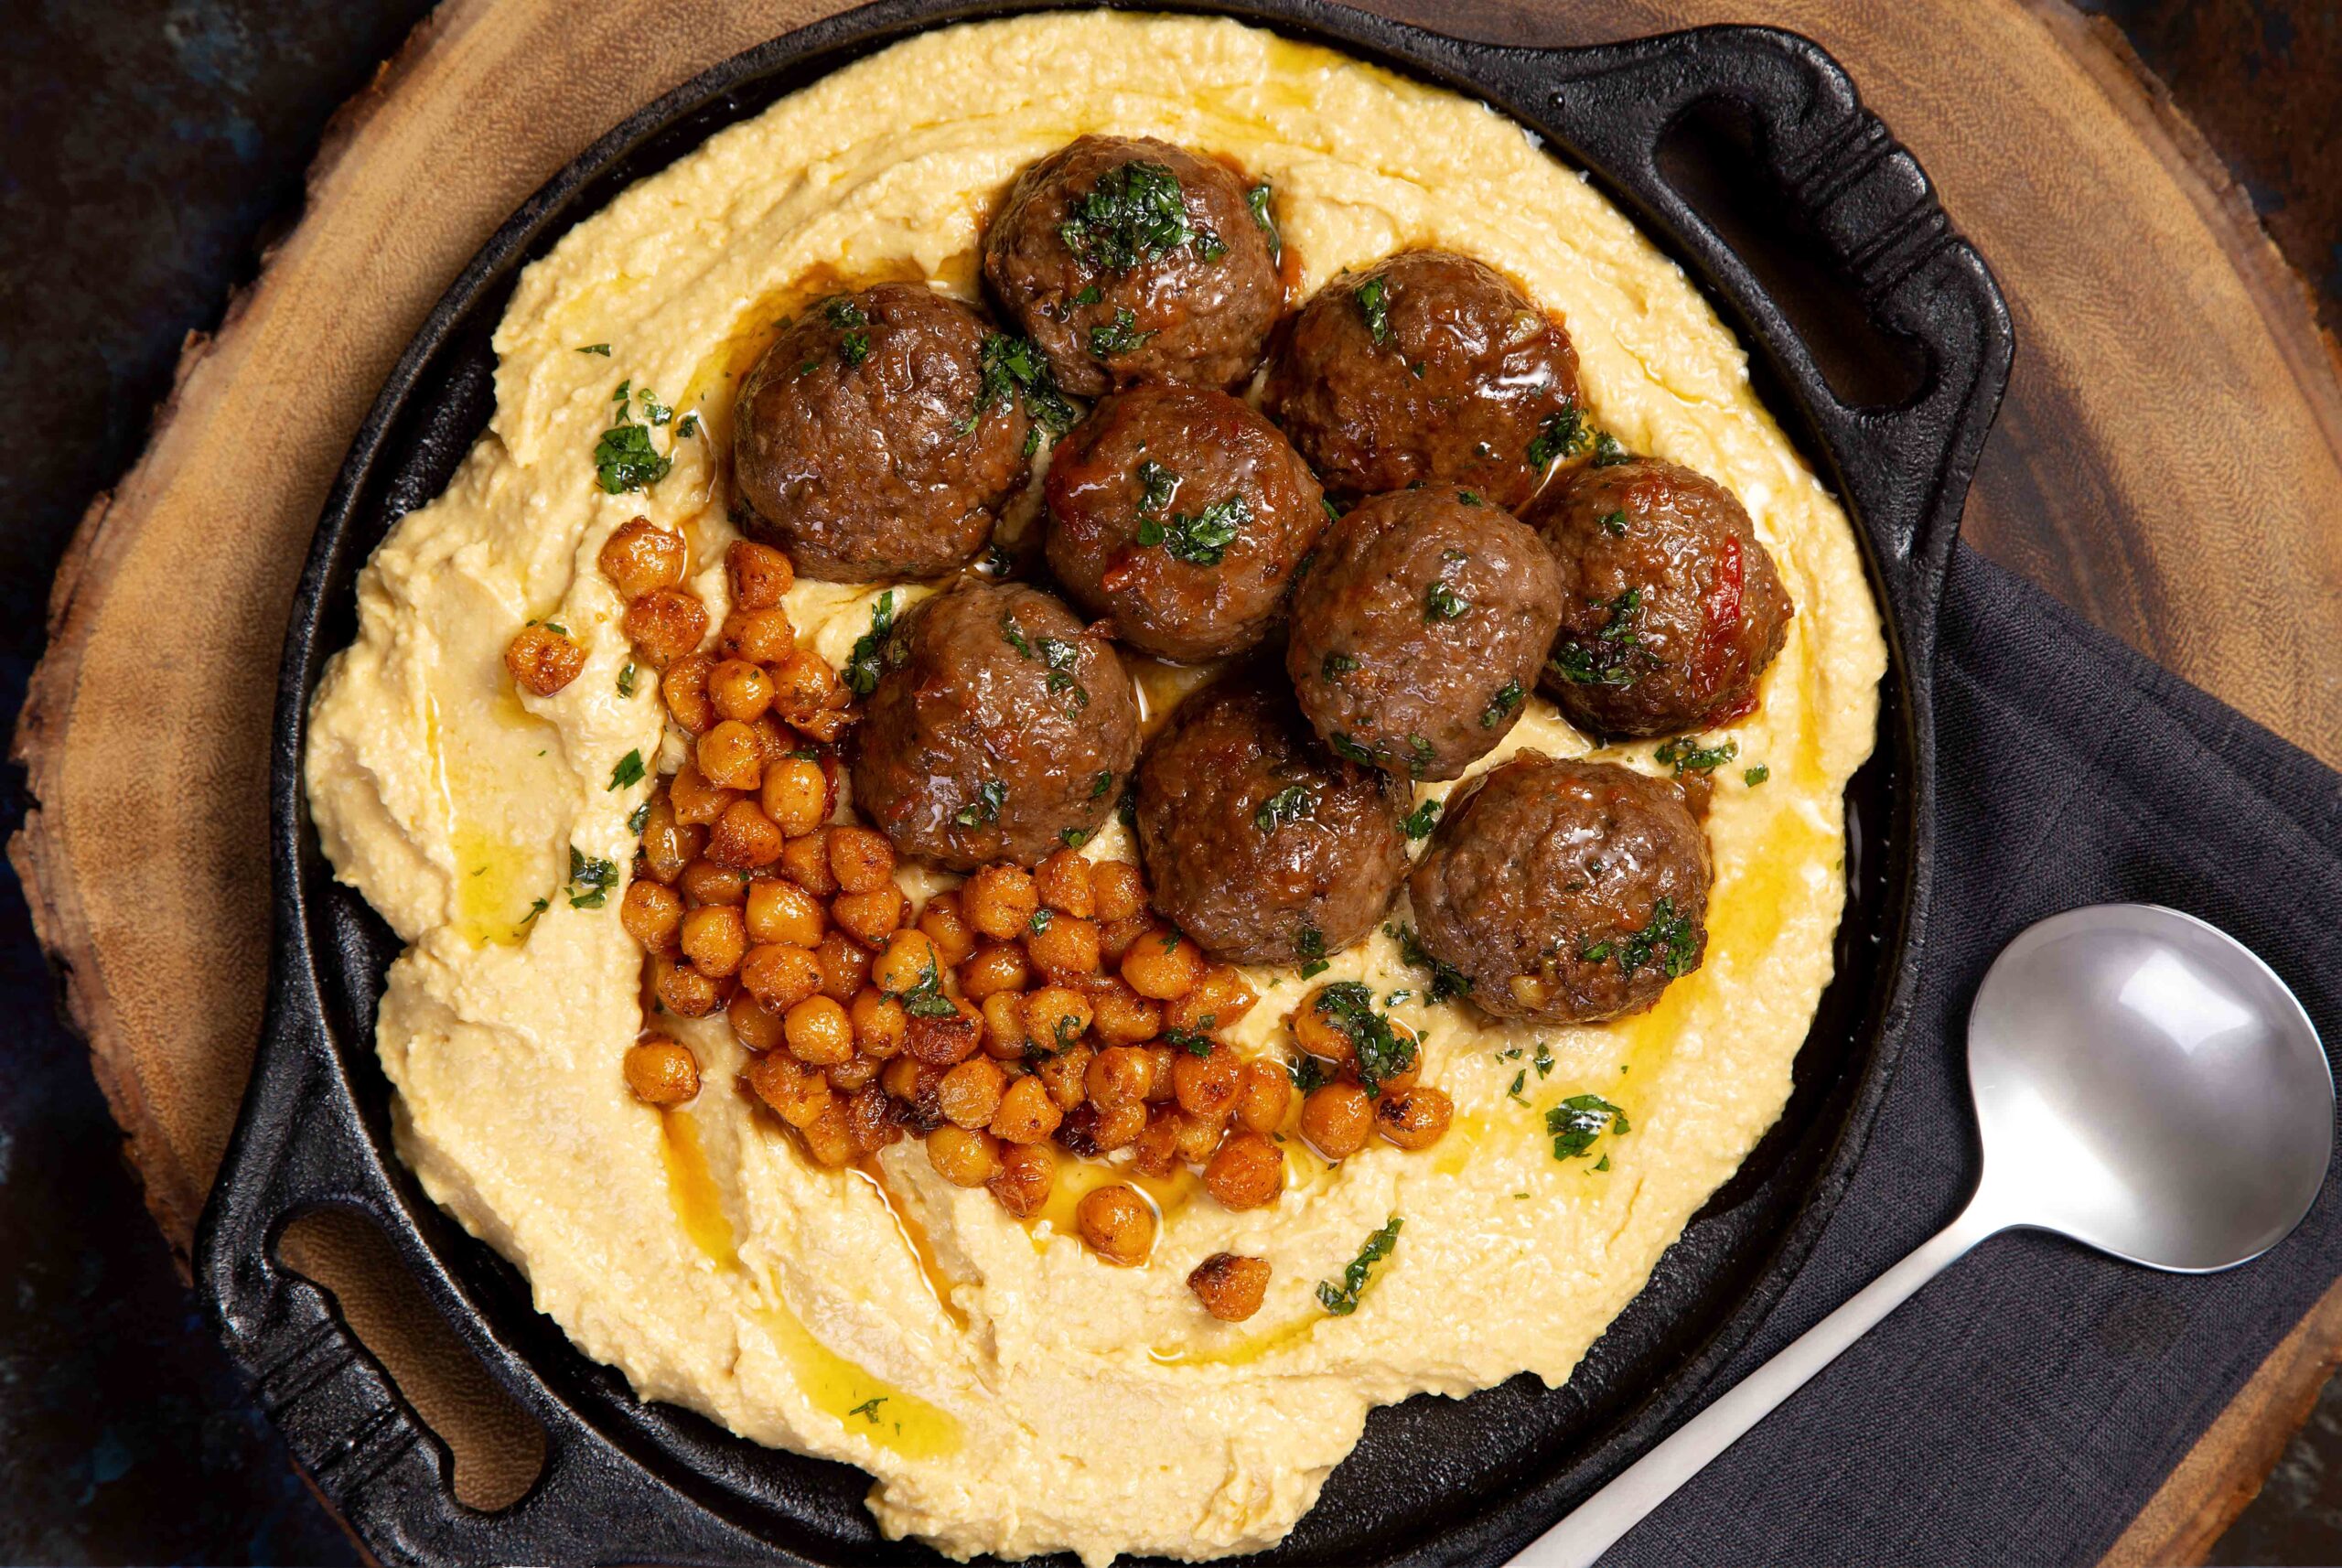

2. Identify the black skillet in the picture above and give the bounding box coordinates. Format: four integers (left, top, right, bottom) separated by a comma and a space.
196, 2, 2012, 1563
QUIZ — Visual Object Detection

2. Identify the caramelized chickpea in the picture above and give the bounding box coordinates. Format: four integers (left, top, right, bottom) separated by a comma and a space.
1290, 986, 1356, 1066
1204, 1130, 1284, 1210
790, 698, 854, 746
1086, 1045, 1155, 1111
980, 992, 1029, 1058
599, 516, 689, 599
1091, 1100, 1148, 1152
1098, 912, 1149, 967
1132, 1107, 1184, 1178
826, 825, 896, 895
760, 757, 829, 839
1172, 1108, 1227, 1165
1090, 860, 1146, 924
677, 858, 751, 907
926, 1125, 1002, 1187
850, 988, 908, 1058
989, 1076, 1062, 1144
706, 660, 774, 724
1085, 976, 1162, 1046
1233, 1059, 1292, 1135
1033, 847, 1095, 917
739, 942, 822, 1013
916, 891, 978, 968
1021, 986, 1094, 1057
938, 1058, 1006, 1129
832, 886, 908, 948
727, 990, 789, 1054
679, 905, 747, 978
667, 761, 736, 828
505, 623, 585, 696
813, 929, 870, 1002
871, 929, 942, 997
1376, 1085, 1454, 1151
826, 1056, 879, 1093
1032, 1043, 1094, 1111
745, 1052, 832, 1128
1120, 926, 1204, 1001
620, 878, 684, 952
780, 833, 839, 896
1077, 1184, 1155, 1265
706, 800, 785, 869
1165, 965, 1258, 1036
719, 606, 796, 664
844, 1083, 902, 1155
1141, 1044, 1177, 1102
988, 1140, 1057, 1217
1026, 915, 1101, 980
696, 720, 766, 792
637, 796, 703, 885
624, 585, 708, 668
783, 994, 854, 1065
623, 1037, 699, 1106
768, 649, 843, 725
905, 1004, 983, 1068
651, 956, 725, 1018
744, 879, 825, 948
799, 1102, 859, 1168
1172, 1047, 1241, 1120
880, 1056, 935, 1104
963, 865, 1039, 940
1300, 1081, 1374, 1159
661, 651, 717, 735
957, 942, 1032, 1001
725, 539, 794, 610
1187, 1253, 1271, 1322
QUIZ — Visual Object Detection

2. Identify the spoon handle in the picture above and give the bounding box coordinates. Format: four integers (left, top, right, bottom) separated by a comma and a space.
1514, 1195, 2006, 1568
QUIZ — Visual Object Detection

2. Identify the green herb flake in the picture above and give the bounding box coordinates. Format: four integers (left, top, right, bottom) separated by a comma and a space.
1391, 921, 1472, 1004
1598, 509, 1629, 537
1317, 1215, 1402, 1316
1526, 400, 1593, 470
1547, 1093, 1630, 1161
952, 779, 1007, 830
617, 661, 638, 698
1547, 587, 1646, 688
1479, 681, 1525, 729
627, 801, 651, 836
1322, 651, 1360, 680
1057, 160, 1215, 273
847, 1397, 887, 1423
592, 423, 671, 494
1744, 764, 1771, 786
964, 332, 1079, 435
608, 748, 646, 790
1654, 736, 1738, 777
1400, 798, 1442, 840
1356, 275, 1392, 346
675, 413, 700, 438
1590, 432, 1631, 467
565, 846, 619, 909
1253, 783, 1316, 833
1508, 1069, 1528, 1103
1295, 925, 1325, 961
1290, 1055, 1331, 1094
1534, 1041, 1555, 1079
1310, 982, 1418, 1095
1089, 306, 1155, 358
1423, 580, 1469, 623
898, 958, 959, 1018
1090, 770, 1114, 800
843, 589, 897, 697
1456, 490, 1482, 506
1035, 636, 1090, 706
1617, 897, 1699, 979
1060, 827, 1089, 849
1246, 182, 1281, 260
1166, 1026, 1215, 1058
1329, 732, 1376, 767
578, 343, 611, 356
1594, 1155, 1612, 1171
1029, 908, 1055, 935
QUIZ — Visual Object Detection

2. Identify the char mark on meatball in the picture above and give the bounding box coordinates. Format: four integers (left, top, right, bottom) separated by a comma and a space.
983, 135, 1284, 398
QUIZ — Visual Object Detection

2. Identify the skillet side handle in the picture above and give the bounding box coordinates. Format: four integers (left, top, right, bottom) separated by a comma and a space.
1516, 25, 2013, 623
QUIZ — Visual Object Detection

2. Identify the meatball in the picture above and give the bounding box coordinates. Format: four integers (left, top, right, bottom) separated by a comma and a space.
1045, 383, 1327, 661
1285, 488, 1561, 782
733, 283, 1029, 582
983, 135, 1282, 397
852, 581, 1139, 870
1407, 754, 1711, 1023
1135, 674, 1408, 965
1527, 456, 1794, 737
1262, 251, 1581, 510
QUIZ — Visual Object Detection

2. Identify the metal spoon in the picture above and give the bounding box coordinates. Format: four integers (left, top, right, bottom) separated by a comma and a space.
1520, 903, 2333, 1568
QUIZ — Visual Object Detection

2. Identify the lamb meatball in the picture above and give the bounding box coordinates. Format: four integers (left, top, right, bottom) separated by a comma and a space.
1407, 754, 1711, 1024
1285, 488, 1561, 782
1529, 456, 1792, 738
983, 135, 1282, 397
852, 581, 1139, 870
1262, 251, 1580, 510
733, 283, 1029, 582
1135, 674, 1408, 966
1045, 383, 1327, 662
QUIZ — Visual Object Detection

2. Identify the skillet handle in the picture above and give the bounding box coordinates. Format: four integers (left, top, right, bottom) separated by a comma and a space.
1494, 25, 2013, 622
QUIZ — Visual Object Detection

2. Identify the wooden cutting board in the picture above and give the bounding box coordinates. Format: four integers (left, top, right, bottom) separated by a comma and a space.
15, 0, 2341, 1554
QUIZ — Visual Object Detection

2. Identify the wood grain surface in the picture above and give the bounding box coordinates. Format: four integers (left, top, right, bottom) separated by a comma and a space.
12, 0, 2339, 1552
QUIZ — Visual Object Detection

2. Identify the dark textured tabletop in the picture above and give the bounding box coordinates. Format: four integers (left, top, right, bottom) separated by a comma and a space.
0, 1, 2335, 1562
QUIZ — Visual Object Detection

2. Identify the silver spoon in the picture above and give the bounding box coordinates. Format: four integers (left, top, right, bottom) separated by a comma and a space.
1520, 903, 2333, 1568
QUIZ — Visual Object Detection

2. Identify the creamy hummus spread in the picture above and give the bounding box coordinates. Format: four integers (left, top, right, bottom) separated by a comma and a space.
305, 13, 1885, 1562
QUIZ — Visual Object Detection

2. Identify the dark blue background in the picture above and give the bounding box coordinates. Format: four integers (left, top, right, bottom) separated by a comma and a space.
0, 1, 2333, 1562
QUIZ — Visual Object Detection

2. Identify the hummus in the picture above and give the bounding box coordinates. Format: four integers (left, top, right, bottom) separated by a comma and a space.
305, 13, 1885, 1563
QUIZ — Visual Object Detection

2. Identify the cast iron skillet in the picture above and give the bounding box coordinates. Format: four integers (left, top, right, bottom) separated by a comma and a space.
197, 3, 2011, 1563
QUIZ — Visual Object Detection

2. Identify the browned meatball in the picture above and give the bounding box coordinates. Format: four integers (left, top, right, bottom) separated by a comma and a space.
733, 283, 1029, 582
1285, 488, 1561, 782
1407, 754, 1711, 1023
1528, 456, 1793, 738
1135, 674, 1408, 965
852, 581, 1139, 870
983, 135, 1282, 397
1262, 251, 1581, 510
1045, 383, 1328, 662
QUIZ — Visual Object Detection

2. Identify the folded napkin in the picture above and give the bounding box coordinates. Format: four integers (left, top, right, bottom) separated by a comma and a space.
1613, 543, 2342, 1566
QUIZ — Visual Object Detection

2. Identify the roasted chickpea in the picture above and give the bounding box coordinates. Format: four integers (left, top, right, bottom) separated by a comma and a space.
963, 865, 1039, 940
1204, 1130, 1284, 1210
620, 878, 684, 952
623, 1037, 699, 1106
651, 956, 725, 1018
1086, 1045, 1155, 1111
624, 585, 708, 669
696, 720, 766, 792
1026, 915, 1101, 980
1089, 859, 1146, 923
1077, 1184, 1155, 1265
739, 942, 823, 1013
906, 1004, 983, 1068
1290, 986, 1356, 1066
938, 1058, 1007, 1128
850, 988, 908, 1058
1032, 1042, 1093, 1112
1187, 1253, 1271, 1322
1173, 1108, 1227, 1166
1131, 1108, 1185, 1178
667, 761, 736, 828
719, 606, 796, 664
980, 992, 1029, 1058
661, 652, 717, 735
744, 879, 825, 948
760, 757, 830, 839
637, 796, 703, 885
872, 929, 942, 998
799, 1102, 859, 1168
988, 1140, 1057, 1217
1141, 1044, 1178, 1102
917, 891, 978, 968
1164, 965, 1258, 1036
927, 1125, 1002, 1187
679, 905, 747, 977
813, 929, 870, 1002
826, 1056, 880, 1093
1172, 1047, 1241, 1120
783, 993, 854, 1065
1021, 986, 1094, 1057
844, 1083, 902, 1155
725, 538, 794, 610
880, 1055, 936, 1104
1033, 847, 1095, 917
1300, 1081, 1374, 1159
989, 1076, 1063, 1144
826, 825, 896, 895
707, 800, 785, 869
706, 660, 775, 724
1233, 1059, 1291, 1135
1120, 926, 1204, 1001
958, 942, 1032, 1001
745, 1051, 833, 1128
768, 649, 843, 725
832, 886, 908, 947
1376, 1085, 1454, 1150
676, 858, 750, 907
1098, 912, 1149, 967
506, 623, 585, 696
598, 516, 688, 599
780, 832, 839, 896
1091, 1100, 1148, 1153
727, 990, 789, 1054
1085, 976, 1162, 1046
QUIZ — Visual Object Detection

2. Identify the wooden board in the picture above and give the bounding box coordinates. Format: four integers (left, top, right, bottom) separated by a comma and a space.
14, 0, 2341, 1548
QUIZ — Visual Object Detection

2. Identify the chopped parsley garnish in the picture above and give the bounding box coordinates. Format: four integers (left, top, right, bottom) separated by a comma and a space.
1322, 651, 1359, 679
1246, 182, 1280, 260
1456, 490, 1482, 506
1391, 921, 1472, 1004
843, 589, 897, 696
1598, 509, 1629, 537
965, 332, 1079, 435
1423, 580, 1469, 623
1547, 1094, 1629, 1160
612, 380, 631, 403
898, 958, 959, 1018
823, 296, 870, 367
1028, 908, 1055, 935
1295, 925, 1325, 961
1356, 275, 1392, 345
1745, 764, 1771, 786
1035, 636, 1090, 706
1547, 588, 1647, 687
636, 389, 672, 426
1290, 1054, 1331, 1094
1138, 494, 1249, 567
608, 749, 646, 790
577, 343, 611, 356
592, 422, 671, 494
1310, 981, 1416, 1095
1253, 783, 1316, 833
675, 413, 700, 438
1654, 736, 1737, 776
1618, 897, 1699, 978
1328, 732, 1376, 767
1526, 400, 1594, 470
627, 801, 651, 835
1090, 770, 1114, 800
1166, 1026, 1215, 1058
617, 661, 638, 698
565, 846, 619, 909
1135, 458, 1179, 516
1590, 432, 1631, 466
521, 897, 550, 927
1058, 159, 1218, 273
952, 779, 1007, 829
1480, 682, 1525, 728
1401, 798, 1442, 839
1090, 307, 1155, 358
847, 1397, 887, 1423
1061, 827, 1089, 849
1508, 1070, 1528, 1103
1534, 1041, 1555, 1078
1000, 615, 1035, 660
1317, 1215, 1402, 1316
